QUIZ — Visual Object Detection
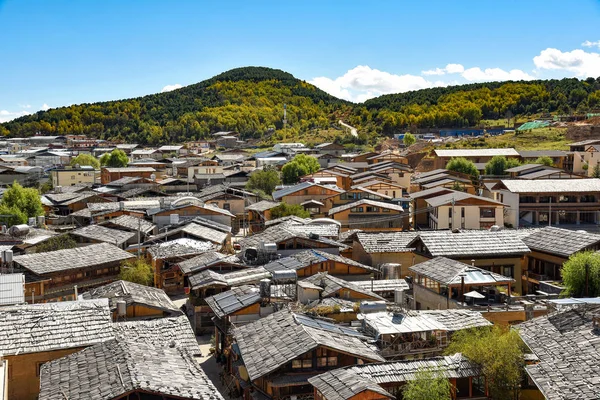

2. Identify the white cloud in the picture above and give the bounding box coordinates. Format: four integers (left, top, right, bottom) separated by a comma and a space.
161, 84, 183, 93
533, 47, 600, 77
582, 40, 600, 49
0, 110, 30, 123
41, 103, 50, 111
461, 67, 535, 82
19, 104, 31, 109
422, 63, 465, 76
309, 65, 440, 102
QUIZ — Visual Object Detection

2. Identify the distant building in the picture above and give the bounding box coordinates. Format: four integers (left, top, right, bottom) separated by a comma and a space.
50, 165, 96, 187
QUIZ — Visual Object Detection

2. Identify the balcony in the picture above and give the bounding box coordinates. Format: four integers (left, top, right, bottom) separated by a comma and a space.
381, 339, 443, 358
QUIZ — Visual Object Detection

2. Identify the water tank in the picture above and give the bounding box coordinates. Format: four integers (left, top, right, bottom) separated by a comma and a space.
9, 224, 30, 237
55, 186, 62, 193
359, 301, 386, 314
116, 300, 127, 317
1, 250, 13, 263
271, 269, 297, 283
150, 174, 156, 181
37, 216, 45, 227
394, 289, 405, 305
169, 214, 179, 224
262, 243, 277, 253
382, 263, 401, 279
259, 279, 271, 298
489, 225, 501, 232
27, 217, 36, 227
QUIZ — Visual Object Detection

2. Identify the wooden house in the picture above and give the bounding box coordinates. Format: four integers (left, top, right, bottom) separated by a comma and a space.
328, 199, 404, 231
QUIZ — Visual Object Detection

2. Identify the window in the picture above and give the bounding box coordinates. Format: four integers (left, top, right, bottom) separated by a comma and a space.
366, 206, 379, 212
317, 348, 337, 367
480, 207, 495, 218
292, 352, 313, 369
350, 207, 363, 213
461, 207, 465, 218
382, 208, 390, 212
223, 203, 231, 211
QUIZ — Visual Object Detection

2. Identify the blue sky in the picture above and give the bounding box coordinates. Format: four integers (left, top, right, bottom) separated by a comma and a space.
1, 0, 600, 121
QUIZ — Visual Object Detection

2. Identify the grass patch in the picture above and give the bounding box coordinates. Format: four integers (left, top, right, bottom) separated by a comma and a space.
442, 127, 568, 151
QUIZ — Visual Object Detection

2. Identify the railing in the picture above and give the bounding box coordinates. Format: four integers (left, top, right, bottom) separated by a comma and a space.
381, 340, 442, 357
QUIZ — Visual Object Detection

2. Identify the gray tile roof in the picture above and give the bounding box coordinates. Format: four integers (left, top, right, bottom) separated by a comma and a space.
309, 368, 394, 400
409, 256, 514, 286
177, 251, 231, 275
495, 178, 600, 193
113, 315, 199, 352
522, 226, 600, 258
246, 200, 280, 212
205, 285, 262, 318
0, 299, 113, 356
264, 215, 310, 227
82, 280, 181, 314
308, 354, 480, 400
435, 148, 520, 157
361, 309, 491, 335
356, 232, 417, 253
518, 306, 600, 400
70, 224, 136, 246
146, 238, 215, 259
238, 225, 341, 249
302, 273, 385, 300
100, 214, 156, 234
408, 186, 453, 200
189, 267, 270, 290
39, 338, 222, 400
328, 199, 404, 216
234, 309, 384, 381
273, 182, 344, 200
292, 250, 378, 272
424, 191, 503, 207
13, 242, 135, 275
410, 230, 530, 258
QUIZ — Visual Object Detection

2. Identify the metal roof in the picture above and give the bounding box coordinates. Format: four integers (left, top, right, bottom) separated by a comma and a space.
0, 273, 25, 306
205, 285, 262, 318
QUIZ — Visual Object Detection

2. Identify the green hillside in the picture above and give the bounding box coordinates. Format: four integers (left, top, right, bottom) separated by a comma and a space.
2, 66, 600, 145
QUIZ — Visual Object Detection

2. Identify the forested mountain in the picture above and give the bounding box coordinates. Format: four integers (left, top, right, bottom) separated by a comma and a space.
2, 66, 600, 144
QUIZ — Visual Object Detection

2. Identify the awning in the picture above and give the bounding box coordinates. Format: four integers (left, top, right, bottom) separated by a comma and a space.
464, 290, 486, 299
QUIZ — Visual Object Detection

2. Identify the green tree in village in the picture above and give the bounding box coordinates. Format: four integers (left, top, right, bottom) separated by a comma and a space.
591, 163, 600, 178
99, 149, 129, 168
561, 251, 600, 297
402, 368, 452, 400
119, 258, 154, 286
246, 166, 281, 195
36, 235, 78, 253
0, 181, 44, 225
403, 132, 416, 147
269, 202, 310, 219
445, 157, 479, 178
70, 153, 100, 169
445, 326, 525, 400
281, 154, 320, 184
484, 156, 521, 175
534, 156, 554, 167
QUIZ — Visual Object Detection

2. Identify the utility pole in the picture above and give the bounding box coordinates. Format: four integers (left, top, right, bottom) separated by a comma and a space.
549, 197, 552, 227
137, 217, 141, 259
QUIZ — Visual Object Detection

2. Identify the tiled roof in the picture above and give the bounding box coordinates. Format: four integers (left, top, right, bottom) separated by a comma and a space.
113, 315, 199, 352
70, 224, 135, 245
177, 251, 231, 275
356, 232, 417, 253
425, 191, 503, 207
328, 199, 403, 215
82, 280, 181, 314
435, 148, 520, 157
309, 354, 480, 400
0, 299, 113, 356
361, 309, 491, 335
273, 182, 344, 200
302, 273, 385, 300
189, 267, 270, 290
146, 238, 215, 259
495, 178, 600, 193
410, 230, 530, 258
408, 186, 453, 200
522, 226, 600, 257
353, 279, 409, 292
39, 339, 222, 400
101, 214, 156, 234
518, 306, 600, 400
233, 309, 384, 381
13, 243, 135, 275
238, 225, 342, 249
205, 285, 262, 318
246, 200, 280, 212
409, 256, 514, 285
